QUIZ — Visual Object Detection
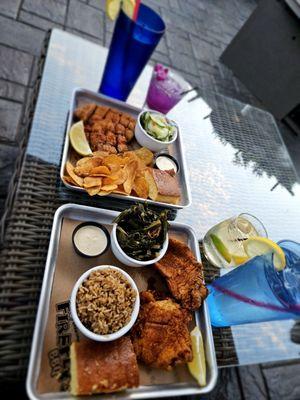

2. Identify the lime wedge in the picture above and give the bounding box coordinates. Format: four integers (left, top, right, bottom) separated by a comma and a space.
210, 234, 231, 263
122, 0, 136, 19
243, 237, 286, 270
69, 121, 92, 156
106, 0, 121, 21
188, 326, 206, 387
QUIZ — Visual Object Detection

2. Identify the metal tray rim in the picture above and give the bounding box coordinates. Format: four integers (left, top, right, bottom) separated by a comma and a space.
26, 203, 217, 400
59, 88, 192, 210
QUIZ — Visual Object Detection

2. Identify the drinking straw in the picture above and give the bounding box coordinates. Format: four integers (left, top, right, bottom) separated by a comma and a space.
133, 0, 141, 22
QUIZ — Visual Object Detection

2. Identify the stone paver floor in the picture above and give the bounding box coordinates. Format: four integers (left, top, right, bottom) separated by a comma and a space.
0, 0, 300, 399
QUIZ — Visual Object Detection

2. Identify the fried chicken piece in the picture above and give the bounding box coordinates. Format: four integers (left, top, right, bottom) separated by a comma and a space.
106, 121, 115, 132
89, 130, 106, 151
106, 131, 117, 146
128, 120, 135, 130
74, 103, 97, 122
154, 238, 208, 310
117, 134, 127, 145
115, 123, 125, 135
70, 337, 139, 395
102, 144, 117, 154
120, 115, 130, 127
106, 110, 120, 123
131, 291, 192, 369
125, 128, 134, 142
94, 105, 110, 119
117, 144, 128, 153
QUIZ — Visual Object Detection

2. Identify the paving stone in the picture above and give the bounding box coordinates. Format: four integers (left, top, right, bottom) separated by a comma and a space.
19, 11, 63, 31
190, 34, 220, 66
169, 50, 198, 76
262, 363, 300, 400
67, 0, 104, 39
0, 15, 45, 56
0, 45, 33, 86
156, 35, 167, 56
238, 365, 268, 399
165, 29, 193, 56
104, 30, 113, 47
161, 8, 197, 35
142, 0, 163, 14
0, 99, 22, 142
205, 367, 243, 400
0, 80, 26, 102
88, 0, 106, 12
105, 18, 115, 34
150, 51, 171, 68
0, 0, 21, 18
22, 0, 67, 24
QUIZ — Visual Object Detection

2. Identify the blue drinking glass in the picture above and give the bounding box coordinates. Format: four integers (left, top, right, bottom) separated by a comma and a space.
207, 240, 300, 327
99, 4, 165, 101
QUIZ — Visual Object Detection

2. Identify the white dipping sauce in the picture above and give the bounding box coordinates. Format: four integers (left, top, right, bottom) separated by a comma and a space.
156, 156, 177, 173
74, 225, 108, 256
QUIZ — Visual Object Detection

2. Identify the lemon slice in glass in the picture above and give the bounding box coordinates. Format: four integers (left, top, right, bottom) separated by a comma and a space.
188, 326, 206, 387
106, 0, 135, 21
243, 237, 286, 271
69, 121, 92, 156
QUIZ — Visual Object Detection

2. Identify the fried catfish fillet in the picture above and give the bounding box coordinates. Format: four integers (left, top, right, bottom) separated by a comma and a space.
70, 337, 139, 395
131, 291, 192, 369
154, 238, 208, 310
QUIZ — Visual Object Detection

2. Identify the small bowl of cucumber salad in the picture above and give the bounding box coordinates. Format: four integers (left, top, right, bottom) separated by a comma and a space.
135, 110, 178, 151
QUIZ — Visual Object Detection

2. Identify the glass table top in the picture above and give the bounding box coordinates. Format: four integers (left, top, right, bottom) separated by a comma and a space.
25, 29, 300, 366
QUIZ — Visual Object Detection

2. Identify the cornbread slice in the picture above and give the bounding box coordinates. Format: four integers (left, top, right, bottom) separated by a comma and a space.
145, 168, 180, 205
70, 337, 139, 395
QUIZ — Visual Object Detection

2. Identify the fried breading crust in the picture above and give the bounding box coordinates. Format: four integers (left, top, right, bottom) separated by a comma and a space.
74, 103, 135, 154
154, 238, 208, 310
131, 291, 192, 370
70, 337, 139, 395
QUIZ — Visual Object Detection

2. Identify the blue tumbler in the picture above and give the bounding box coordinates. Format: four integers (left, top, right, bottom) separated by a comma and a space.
99, 4, 165, 101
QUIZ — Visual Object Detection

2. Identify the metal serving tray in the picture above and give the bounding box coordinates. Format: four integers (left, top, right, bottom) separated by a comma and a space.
26, 204, 217, 400
60, 88, 192, 210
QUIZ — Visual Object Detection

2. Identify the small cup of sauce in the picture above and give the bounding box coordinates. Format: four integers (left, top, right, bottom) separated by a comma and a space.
154, 153, 179, 174
72, 222, 110, 258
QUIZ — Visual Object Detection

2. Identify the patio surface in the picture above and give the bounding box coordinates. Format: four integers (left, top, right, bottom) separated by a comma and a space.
0, 0, 300, 399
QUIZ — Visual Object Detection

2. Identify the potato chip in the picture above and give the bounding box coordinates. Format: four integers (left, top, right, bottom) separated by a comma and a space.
86, 186, 102, 196
123, 160, 138, 194
63, 175, 76, 186
75, 155, 93, 167
101, 184, 118, 191
134, 147, 154, 166
74, 158, 103, 176
102, 154, 124, 167
133, 176, 149, 199
113, 186, 129, 195
83, 177, 102, 188
66, 162, 84, 186
90, 165, 110, 175
97, 190, 113, 196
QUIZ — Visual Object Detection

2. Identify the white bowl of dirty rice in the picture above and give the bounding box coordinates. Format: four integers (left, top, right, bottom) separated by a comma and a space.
70, 265, 140, 342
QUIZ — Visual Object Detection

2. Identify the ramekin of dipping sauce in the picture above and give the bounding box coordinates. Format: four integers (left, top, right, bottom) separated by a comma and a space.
154, 153, 179, 174
72, 222, 110, 258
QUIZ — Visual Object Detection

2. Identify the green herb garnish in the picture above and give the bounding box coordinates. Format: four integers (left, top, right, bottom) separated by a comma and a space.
114, 203, 169, 261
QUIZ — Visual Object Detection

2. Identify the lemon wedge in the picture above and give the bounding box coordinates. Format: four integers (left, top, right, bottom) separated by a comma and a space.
69, 121, 92, 156
106, 0, 135, 21
243, 237, 286, 271
188, 326, 206, 387
122, 0, 135, 19
106, 0, 121, 20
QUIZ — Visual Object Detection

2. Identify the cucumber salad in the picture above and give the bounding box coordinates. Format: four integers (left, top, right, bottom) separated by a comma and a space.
140, 112, 177, 142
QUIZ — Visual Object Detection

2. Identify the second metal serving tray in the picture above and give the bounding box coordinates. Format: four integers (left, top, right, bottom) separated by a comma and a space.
60, 88, 192, 210
26, 204, 217, 400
